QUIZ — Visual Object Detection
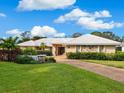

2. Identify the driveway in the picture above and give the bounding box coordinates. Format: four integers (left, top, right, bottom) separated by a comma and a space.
55, 56, 124, 83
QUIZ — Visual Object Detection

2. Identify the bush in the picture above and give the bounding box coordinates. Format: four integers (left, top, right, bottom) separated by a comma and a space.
37, 50, 52, 56
67, 52, 107, 60
45, 57, 56, 63
0, 49, 21, 61
15, 55, 38, 64
21, 48, 38, 55
67, 52, 124, 61
21, 48, 52, 56
113, 52, 124, 61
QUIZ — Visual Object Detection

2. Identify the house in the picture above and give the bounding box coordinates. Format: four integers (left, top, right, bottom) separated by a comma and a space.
119, 43, 124, 52
18, 34, 121, 56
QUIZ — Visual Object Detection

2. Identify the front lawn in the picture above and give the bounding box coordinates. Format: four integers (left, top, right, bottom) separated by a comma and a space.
82, 60, 124, 68
0, 62, 124, 93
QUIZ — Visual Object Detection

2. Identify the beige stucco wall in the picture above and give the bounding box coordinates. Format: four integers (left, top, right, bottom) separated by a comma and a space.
80, 46, 99, 52
104, 46, 116, 53
52, 46, 56, 56
65, 45, 116, 53
65, 45, 76, 53
65, 45, 99, 53
20, 45, 116, 56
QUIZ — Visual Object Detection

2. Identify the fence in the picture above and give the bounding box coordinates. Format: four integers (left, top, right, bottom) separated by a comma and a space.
0, 49, 21, 62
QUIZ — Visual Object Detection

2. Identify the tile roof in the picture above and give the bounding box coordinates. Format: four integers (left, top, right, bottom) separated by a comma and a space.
66, 34, 120, 45
18, 34, 121, 47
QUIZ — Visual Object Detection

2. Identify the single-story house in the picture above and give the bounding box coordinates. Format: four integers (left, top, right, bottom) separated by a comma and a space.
119, 43, 124, 52
18, 34, 121, 56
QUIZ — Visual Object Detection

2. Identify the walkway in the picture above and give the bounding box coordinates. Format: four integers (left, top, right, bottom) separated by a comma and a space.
55, 56, 124, 83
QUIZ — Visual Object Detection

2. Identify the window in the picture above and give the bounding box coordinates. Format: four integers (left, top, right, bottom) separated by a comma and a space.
67, 46, 71, 48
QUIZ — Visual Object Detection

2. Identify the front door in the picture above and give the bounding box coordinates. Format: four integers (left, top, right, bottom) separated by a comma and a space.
58, 47, 65, 55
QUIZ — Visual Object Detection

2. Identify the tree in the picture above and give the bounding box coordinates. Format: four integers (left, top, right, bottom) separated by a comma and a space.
31, 36, 46, 41
40, 43, 46, 51
121, 36, 124, 42
91, 31, 102, 36
18, 38, 30, 43
18, 31, 31, 43
0, 37, 19, 61
21, 31, 31, 39
72, 32, 82, 38
91, 31, 121, 42
0, 37, 19, 50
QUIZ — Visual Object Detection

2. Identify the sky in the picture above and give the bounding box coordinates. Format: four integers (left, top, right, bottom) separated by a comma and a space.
0, 0, 124, 38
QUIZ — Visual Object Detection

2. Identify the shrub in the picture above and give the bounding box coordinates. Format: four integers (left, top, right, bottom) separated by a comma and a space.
45, 57, 56, 63
67, 52, 124, 61
21, 48, 53, 56
37, 50, 52, 56
113, 52, 124, 61
67, 52, 107, 60
15, 55, 38, 64
21, 48, 38, 55
0, 49, 21, 61
66, 52, 79, 59
116, 47, 122, 52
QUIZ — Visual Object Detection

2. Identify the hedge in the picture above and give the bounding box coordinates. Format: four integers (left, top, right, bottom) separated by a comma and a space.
15, 55, 56, 64
21, 48, 38, 55
45, 57, 56, 63
0, 49, 21, 61
21, 48, 52, 56
67, 52, 124, 61
37, 50, 52, 56
15, 55, 38, 64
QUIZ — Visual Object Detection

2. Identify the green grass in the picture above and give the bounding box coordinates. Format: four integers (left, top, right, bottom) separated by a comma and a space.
0, 62, 124, 93
82, 60, 124, 68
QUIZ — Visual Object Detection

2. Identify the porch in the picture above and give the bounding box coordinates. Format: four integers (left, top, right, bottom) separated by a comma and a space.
52, 44, 65, 56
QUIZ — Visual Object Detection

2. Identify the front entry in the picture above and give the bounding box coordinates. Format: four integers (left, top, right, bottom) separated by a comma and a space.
53, 44, 65, 56
58, 47, 65, 55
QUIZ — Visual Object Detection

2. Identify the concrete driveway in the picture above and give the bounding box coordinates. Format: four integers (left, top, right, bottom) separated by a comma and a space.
55, 56, 124, 83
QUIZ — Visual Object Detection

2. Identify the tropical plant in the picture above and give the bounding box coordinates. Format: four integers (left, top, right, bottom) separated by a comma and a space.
40, 43, 46, 51
0, 37, 19, 50
21, 47, 38, 55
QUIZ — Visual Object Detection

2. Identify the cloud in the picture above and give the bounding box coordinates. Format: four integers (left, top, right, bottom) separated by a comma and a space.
0, 13, 6, 17
77, 17, 122, 30
55, 8, 123, 30
94, 10, 112, 18
6, 26, 65, 38
54, 33, 66, 37
31, 26, 65, 37
54, 8, 90, 23
6, 29, 22, 35
17, 0, 76, 11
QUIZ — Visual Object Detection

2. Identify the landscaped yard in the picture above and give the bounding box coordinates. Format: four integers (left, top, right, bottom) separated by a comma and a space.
82, 60, 124, 68
0, 62, 124, 93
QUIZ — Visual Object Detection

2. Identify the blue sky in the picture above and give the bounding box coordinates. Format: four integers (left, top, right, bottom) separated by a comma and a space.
0, 0, 124, 38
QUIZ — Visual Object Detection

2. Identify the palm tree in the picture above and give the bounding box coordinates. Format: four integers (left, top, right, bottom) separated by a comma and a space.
40, 43, 46, 51
0, 37, 19, 50
0, 37, 19, 61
